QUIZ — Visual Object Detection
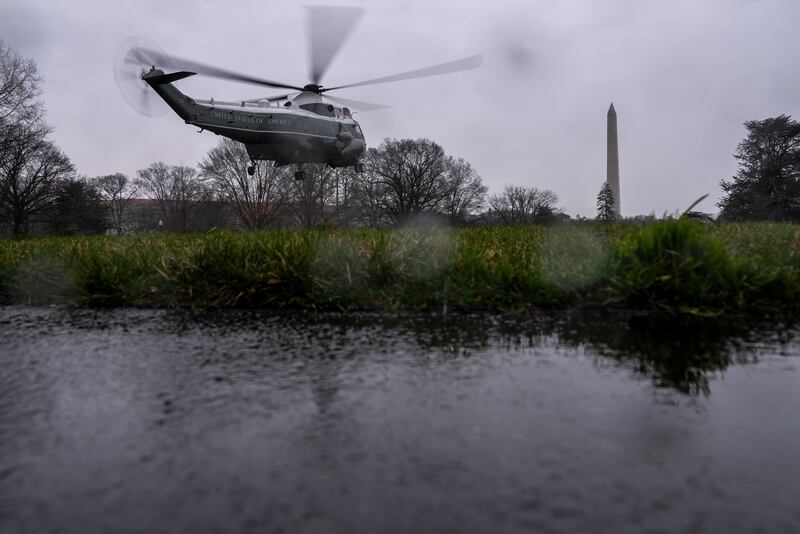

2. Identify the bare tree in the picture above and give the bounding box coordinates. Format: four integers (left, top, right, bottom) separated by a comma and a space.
281, 164, 339, 228
489, 185, 560, 224
0, 123, 74, 235
351, 166, 390, 227
368, 138, 449, 225
93, 173, 136, 234
0, 40, 73, 235
0, 39, 43, 130
440, 156, 487, 225
327, 167, 360, 227
0, 40, 45, 181
191, 180, 230, 230
199, 138, 285, 229
135, 162, 205, 232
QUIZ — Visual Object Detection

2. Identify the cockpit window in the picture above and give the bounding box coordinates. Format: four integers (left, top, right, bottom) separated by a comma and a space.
354, 123, 362, 136
299, 103, 335, 117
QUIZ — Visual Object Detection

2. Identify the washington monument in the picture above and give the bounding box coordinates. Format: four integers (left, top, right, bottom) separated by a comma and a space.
607, 103, 621, 217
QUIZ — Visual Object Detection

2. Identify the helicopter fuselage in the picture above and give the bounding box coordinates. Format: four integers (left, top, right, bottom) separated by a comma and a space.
144, 69, 367, 168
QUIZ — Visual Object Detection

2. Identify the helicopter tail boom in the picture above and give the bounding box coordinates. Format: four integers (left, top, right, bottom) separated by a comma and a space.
142, 69, 196, 121
143, 70, 196, 85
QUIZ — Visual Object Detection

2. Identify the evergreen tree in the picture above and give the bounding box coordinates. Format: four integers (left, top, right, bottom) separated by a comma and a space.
718, 115, 800, 221
596, 182, 616, 222
48, 179, 108, 235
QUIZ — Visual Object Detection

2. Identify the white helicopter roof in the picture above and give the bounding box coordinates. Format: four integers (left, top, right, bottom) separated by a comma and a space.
194, 91, 355, 122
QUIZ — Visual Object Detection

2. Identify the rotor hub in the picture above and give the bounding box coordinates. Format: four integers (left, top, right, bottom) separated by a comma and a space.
302, 83, 324, 93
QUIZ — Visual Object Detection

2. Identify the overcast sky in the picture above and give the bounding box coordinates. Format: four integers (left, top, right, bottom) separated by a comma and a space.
2, 0, 799, 217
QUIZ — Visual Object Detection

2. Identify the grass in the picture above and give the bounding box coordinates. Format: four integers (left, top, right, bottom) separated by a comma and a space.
1, 220, 800, 314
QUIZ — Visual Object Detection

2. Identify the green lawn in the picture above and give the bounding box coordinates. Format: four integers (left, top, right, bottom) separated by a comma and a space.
2, 220, 799, 314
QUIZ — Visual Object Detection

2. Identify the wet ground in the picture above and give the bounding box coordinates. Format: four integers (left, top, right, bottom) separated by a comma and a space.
1, 307, 799, 534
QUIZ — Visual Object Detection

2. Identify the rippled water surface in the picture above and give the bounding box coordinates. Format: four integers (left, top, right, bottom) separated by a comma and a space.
1, 307, 799, 534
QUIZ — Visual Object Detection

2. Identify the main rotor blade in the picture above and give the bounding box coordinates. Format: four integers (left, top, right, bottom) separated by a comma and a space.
323, 94, 389, 112
130, 46, 306, 92
307, 6, 364, 85
323, 54, 483, 92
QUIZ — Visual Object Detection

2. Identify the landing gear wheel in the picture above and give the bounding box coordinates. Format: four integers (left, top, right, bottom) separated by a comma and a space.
247, 165, 256, 176
294, 171, 305, 181
355, 163, 366, 173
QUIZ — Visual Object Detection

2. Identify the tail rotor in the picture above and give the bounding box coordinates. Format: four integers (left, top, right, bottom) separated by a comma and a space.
113, 36, 172, 117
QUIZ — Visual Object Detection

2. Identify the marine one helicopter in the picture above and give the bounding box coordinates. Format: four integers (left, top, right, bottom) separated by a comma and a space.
114, 6, 482, 180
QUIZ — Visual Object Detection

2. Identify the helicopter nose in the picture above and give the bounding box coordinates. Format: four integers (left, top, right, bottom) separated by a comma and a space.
340, 138, 365, 159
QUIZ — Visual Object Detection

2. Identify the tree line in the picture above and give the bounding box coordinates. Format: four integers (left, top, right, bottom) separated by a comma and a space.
26, 137, 561, 235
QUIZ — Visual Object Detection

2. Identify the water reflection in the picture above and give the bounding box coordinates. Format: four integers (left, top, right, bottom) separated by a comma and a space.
152, 309, 799, 397
546, 313, 797, 396
189, 310, 792, 397
8, 308, 796, 398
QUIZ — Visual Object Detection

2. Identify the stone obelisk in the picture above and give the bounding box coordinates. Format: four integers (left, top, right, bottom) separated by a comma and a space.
606, 103, 621, 217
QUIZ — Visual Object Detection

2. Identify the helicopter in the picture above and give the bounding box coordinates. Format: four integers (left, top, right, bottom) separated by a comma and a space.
114, 6, 482, 180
